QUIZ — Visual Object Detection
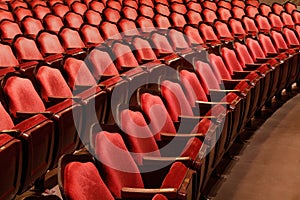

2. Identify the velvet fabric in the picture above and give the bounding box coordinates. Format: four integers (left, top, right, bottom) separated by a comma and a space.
0, 102, 14, 130
120, 109, 161, 165
36, 66, 73, 102
160, 162, 187, 189
0, 20, 22, 41
59, 28, 85, 49
0, 44, 19, 67
112, 43, 139, 70
64, 161, 114, 200
95, 131, 144, 198
37, 32, 65, 55
14, 37, 43, 61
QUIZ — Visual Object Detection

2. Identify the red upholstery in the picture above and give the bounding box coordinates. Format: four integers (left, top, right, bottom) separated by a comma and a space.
259, 3, 272, 16
155, 3, 170, 16
0, 9, 14, 21
281, 12, 295, 28
214, 21, 234, 40
87, 49, 119, 79
161, 80, 193, 121
218, 1, 231, 10
246, 5, 259, 18
170, 12, 187, 28
139, 4, 155, 18
53, 3, 69, 18
160, 162, 187, 188
63, 57, 96, 90
71, 1, 88, 16
202, 1, 217, 11
202, 9, 217, 24
232, 6, 246, 19
186, 10, 203, 25
199, 23, 219, 43
36, 66, 73, 102
122, 6, 138, 21
228, 18, 246, 37
37, 32, 65, 56
59, 28, 85, 50
64, 162, 114, 200
95, 131, 144, 198
111, 42, 139, 71
217, 7, 231, 22
0, 102, 15, 130
33, 5, 51, 20
0, 20, 22, 42
187, 2, 202, 13
132, 37, 157, 64
154, 14, 171, 29
65, 12, 84, 30
118, 18, 140, 36
268, 13, 284, 30
89, 1, 105, 13
21, 16, 45, 39
183, 25, 204, 46
120, 109, 161, 165
171, 3, 187, 14
272, 3, 284, 15
44, 14, 64, 34
13, 36, 43, 62
103, 7, 121, 23
100, 21, 122, 40
255, 15, 272, 33
80, 24, 104, 46
0, 44, 19, 67
14, 7, 33, 22
285, 2, 297, 14
84, 9, 102, 26
152, 194, 168, 200
179, 70, 208, 107
242, 16, 259, 35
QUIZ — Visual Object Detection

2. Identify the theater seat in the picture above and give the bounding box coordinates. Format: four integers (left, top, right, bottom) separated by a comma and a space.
95, 131, 196, 199
0, 102, 54, 194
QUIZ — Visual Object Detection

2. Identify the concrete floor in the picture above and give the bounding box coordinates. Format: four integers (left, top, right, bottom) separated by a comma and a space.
214, 94, 300, 200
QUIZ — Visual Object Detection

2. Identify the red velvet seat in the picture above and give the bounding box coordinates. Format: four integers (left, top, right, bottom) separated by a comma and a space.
216, 7, 232, 23
228, 18, 247, 40
153, 14, 171, 30
281, 12, 295, 28
99, 21, 122, 40
272, 2, 284, 15
64, 11, 84, 30
71, 1, 88, 16
255, 14, 272, 34
245, 5, 259, 18
186, 10, 203, 25
59, 154, 115, 200
170, 2, 187, 14
198, 22, 221, 46
170, 12, 187, 29
202, 1, 217, 11
259, 3, 272, 16
0, 43, 19, 68
3, 75, 81, 167
285, 2, 297, 14
232, 6, 246, 19
214, 20, 234, 42
43, 14, 64, 34
95, 131, 196, 199
0, 20, 22, 43
84, 9, 102, 26
118, 18, 140, 37
21, 16, 44, 39
155, 3, 170, 16
14, 7, 33, 22
121, 6, 138, 21
52, 3, 69, 18
268, 13, 284, 31
89, 0, 105, 13
103, 7, 121, 23
139, 4, 155, 18
242, 16, 259, 37
202, 8, 217, 24
0, 8, 14, 21
187, 1, 202, 13
80, 24, 104, 48
33, 5, 51, 20
218, 0, 231, 10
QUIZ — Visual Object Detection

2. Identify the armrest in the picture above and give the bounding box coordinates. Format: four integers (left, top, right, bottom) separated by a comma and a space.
121, 187, 177, 199
222, 79, 251, 89
143, 156, 193, 167
16, 111, 53, 119
209, 89, 242, 99
266, 52, 279, 57
0, 129, 21, 137
160, 133, 206, 141
196, 100, 230, 111
141, 58, 155, 63
255, 57, 270, 63
44, 53, 64, 63
97, 74, 116, 82
121, 65, 136, 71
290, 44, 300, 48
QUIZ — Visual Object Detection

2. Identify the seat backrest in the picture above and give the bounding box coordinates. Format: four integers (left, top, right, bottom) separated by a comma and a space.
246, 5, 259, 18
255, 14, 272, 32
36, 66, 73, 102
259, 3, 272, 16
140, 93, 176, 140
242, 16, 258, 34
43, 14, 64, 34
13, 36, 43, 62
103, 7, 120, 23
258, 33, 278, 55
71, 1, 87, 16
0, 20, 22, 42
155, 3, 170, 16
228, 18, 246, 36
217, 7, 231, 22
194, 61, 220, 94
168, 29, 190, 51
84, 9, 102, 26
14, 7, 33, 22
64, 11, 84, 30
111, 42, 139, 71
33, 5, 51, 20
80, 24, 104, 46
179, 70, 208, 107
21, 16, 44, 39
3, 76, 46, 117
87, 49, 119, 79
122, 6, 138, 21
272, 3, 284, 15
281, 12, 294, 27
139, 4, 155, 18
89, 0, 105, 13
220, 47, 244, 73
234, 42, 255, 66
186, 10, 203, 25
151, 33, 174, 57
95, 131, 144, 198
246, 38, 267, 61
282, 27, 300, 46
63, 57, 96, 90
161, 80, 194, 121
187, 2, 202, 13
63, 161, 114, 200
171, 2, 187, 14
270, 30, 289, 50
154, 14, 171, 29
37, 32, 65, 56
268, 13, 284, 30
218, 0, 231, 9
202, 1, 217, 11
132, 37, 157, 64
59, 28, 85, 50
136, 16, 156, 33
0, 9, 14, 21
0, 102, 14, 130
285, 2, 297, 14
170, 12, 186, 28
100, 21, 121, 40
214, 20, 233, 39
183, 25, 204, 46
232, 0, 245, 8
52, 3, 69, 18
118, 18, 140, 36
120, 109, 161, 165
202, 8, 217, 24
0, 43, 19, 67
232, 6, 245, 19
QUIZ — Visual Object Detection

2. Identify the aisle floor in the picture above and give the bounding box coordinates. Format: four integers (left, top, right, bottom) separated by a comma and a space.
214, 94, 300, 200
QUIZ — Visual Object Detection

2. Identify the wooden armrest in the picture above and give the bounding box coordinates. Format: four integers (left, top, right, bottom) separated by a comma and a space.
16, 111, 53, 119
121, 187, 177, 199
255, 57, 270, 63
141, 58, 155, 63
160, 133, 206, 140
0, 129, 21, 137
143, 156, 193, 167
266, 52, 279, 57
222, 79, 251, 88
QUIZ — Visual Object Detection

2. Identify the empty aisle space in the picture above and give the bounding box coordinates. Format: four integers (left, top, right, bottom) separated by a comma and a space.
214, 94, 300, 200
